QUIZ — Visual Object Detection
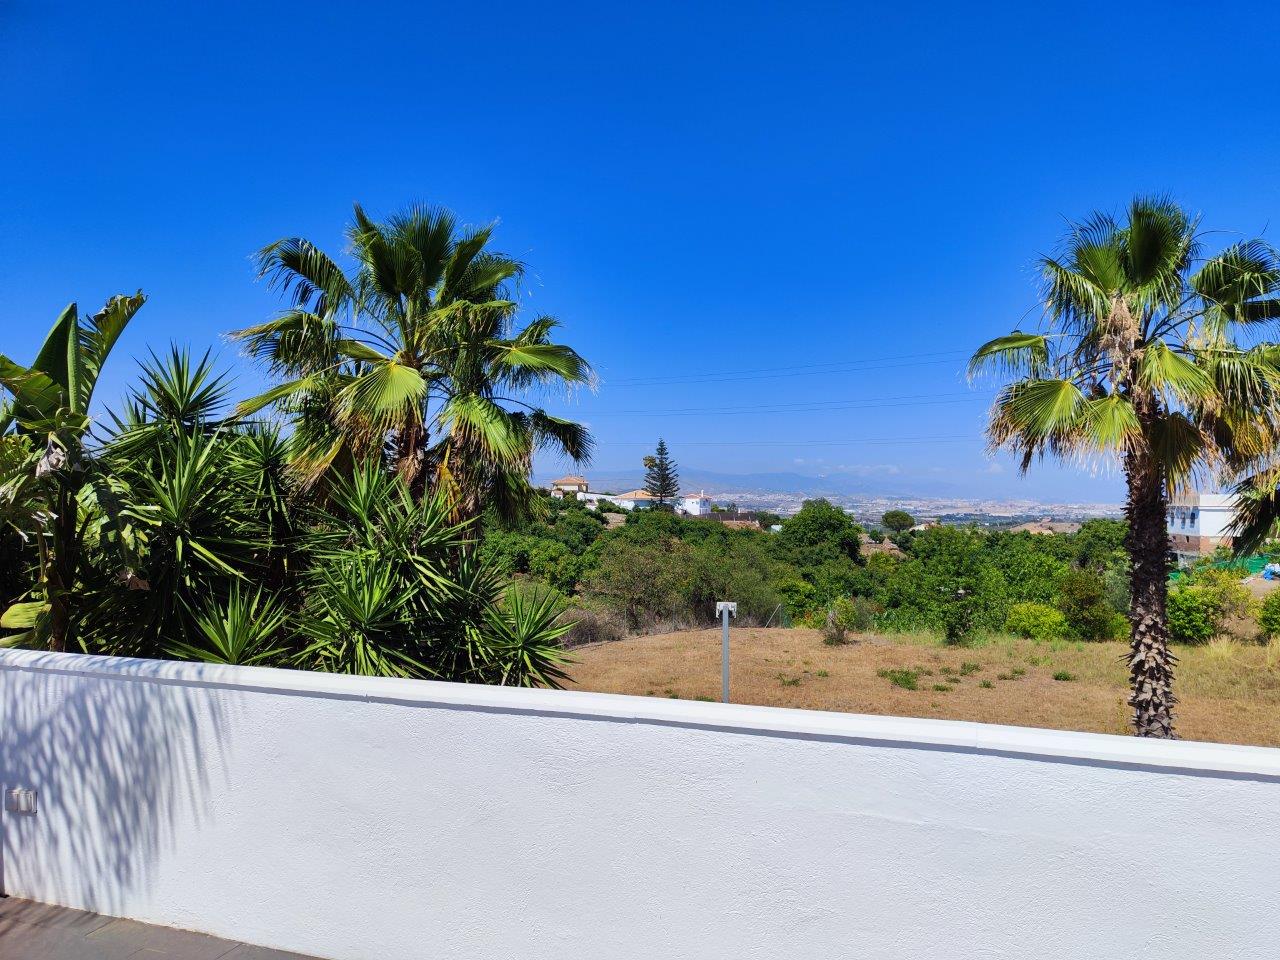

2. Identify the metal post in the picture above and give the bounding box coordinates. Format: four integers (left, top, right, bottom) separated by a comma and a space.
716, 602, 737, 703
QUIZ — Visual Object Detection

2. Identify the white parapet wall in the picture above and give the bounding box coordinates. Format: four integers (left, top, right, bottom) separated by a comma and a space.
2, 649, 1279, 960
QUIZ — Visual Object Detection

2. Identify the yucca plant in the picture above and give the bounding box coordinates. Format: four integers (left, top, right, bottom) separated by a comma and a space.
229, 203, 593, 524
167, 586, 288, 666
970, 197, 1280, 737
478, 587, 574, 688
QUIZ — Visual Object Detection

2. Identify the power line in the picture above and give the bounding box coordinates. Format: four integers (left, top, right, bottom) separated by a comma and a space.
570, 391, 991, 418
604, 349, 971, 387
592, 435, 977, 447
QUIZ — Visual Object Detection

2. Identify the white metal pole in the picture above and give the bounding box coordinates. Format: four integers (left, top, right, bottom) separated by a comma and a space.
721, 606, 730, 703
716, 602, 736, 703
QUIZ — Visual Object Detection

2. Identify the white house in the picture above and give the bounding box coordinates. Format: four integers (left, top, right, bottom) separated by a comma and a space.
549, 475, 589, 499
609, 489, 658, 510
677, 490, 714, 516
1167, 492, 1235, 559
577, 489, 656, 512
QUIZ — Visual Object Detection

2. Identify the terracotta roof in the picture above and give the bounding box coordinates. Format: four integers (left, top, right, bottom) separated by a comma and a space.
614, 489, 657, 500
551, 475, 588, 486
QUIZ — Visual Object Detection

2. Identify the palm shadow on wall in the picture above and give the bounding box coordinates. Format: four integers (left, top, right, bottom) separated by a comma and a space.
1, 655, 229, 914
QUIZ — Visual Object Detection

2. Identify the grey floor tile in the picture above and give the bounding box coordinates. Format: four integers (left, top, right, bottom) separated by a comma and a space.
86, 919, 236, 960
0, 902, 326, 960
219, 945, 321, 960
0, 921, 138, 959
0, 899, 113, 935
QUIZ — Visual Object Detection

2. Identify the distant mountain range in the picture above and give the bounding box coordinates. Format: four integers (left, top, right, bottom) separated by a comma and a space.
540, 467, 968, 499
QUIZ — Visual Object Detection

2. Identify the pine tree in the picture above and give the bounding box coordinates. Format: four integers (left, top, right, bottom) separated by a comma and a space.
643, 439, 679, 506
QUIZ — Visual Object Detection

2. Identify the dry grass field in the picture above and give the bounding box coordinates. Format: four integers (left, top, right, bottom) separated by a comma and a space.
566, 627, 1280, 747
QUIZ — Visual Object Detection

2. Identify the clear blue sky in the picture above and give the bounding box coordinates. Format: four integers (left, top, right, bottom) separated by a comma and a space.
5, 1, 1280, 502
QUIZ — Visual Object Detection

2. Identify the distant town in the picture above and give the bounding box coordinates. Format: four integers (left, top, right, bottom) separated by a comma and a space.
536, 472, 1121, 526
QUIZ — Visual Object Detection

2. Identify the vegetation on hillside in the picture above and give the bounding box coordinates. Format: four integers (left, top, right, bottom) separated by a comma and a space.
481, 491, 1137, 647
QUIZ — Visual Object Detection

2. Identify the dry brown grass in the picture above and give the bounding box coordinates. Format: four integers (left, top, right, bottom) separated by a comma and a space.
566, 627, 1280, 747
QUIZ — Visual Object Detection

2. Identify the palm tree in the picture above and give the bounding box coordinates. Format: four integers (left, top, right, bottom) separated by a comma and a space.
231, 204, 593, 523
0, 293, 146, 650
970, 197, 1280, 737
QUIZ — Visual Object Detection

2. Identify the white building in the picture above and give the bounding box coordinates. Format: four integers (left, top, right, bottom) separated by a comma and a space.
577, 489, 656, 512
549, 475, 589, 499
609, 489, 658, 510
1167, 492, 1235, 559
677, 491, 714, 516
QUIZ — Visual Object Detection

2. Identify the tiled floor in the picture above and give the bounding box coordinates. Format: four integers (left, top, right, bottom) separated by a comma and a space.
0, 898, 322, 959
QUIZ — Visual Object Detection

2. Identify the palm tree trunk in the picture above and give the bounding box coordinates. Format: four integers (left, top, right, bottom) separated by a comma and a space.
45, 489, 78, 653
395, 422, 427, 499
1123, 450, 1176, 738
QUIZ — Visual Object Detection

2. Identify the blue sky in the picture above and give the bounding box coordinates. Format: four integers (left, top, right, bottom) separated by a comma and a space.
5, 1, 1280, 502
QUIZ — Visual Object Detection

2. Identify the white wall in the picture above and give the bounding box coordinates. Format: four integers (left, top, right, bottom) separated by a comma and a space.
1168, 493, 1235, 538
3, 648, 1279, 960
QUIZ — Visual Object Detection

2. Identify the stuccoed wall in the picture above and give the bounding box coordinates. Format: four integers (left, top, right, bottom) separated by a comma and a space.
2, 648, 1278, 960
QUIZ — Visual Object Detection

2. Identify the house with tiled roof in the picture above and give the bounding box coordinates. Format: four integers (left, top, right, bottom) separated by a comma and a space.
550, 475, 589, 499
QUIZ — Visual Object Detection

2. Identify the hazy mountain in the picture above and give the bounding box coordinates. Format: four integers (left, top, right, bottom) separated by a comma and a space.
538, 467, 966, 499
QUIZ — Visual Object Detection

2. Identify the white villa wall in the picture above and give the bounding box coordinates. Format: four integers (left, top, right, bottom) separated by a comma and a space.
678, 493, 712, 516
3, 649, 1279, 960
1167, 492, 1234, 538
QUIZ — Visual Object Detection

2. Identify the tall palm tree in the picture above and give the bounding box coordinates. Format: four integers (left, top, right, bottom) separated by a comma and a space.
970, 197, 1280, 737
231, 204, 593, 523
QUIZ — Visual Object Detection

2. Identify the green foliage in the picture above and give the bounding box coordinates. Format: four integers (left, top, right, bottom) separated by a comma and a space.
584, 538, 693, 630
479, 588, 573, 688
231, 203, 593, 526
774, 499, 861, 568
166, 587, 287, 666
642, 438, 679, 506
0, 294, 147, 649
1259, 591, 1280, 638
1054, 568, 1121, 641
1167, 587, 1216, 643
1167, 567, 1257, 642
881, 510, 914, 533
972, 197, 1280, 735
877, 668, 919, 690
1004, 601, 1069, 640
2, 345, 577, 688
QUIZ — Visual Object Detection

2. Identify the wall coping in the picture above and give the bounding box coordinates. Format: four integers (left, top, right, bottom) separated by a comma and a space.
3, 648, 1278, 779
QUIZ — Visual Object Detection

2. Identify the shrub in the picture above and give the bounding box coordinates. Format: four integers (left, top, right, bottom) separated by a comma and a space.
821, 607, 848, 645
1052, 670, 1077, 682
823, 596, 881, 644
1182, 567, 1256, 636
876, 668, 919, 690
1055, 568, 1119, 641
1260, 591, 1280, 638
1004, 601, 1069, 640
559, 607, 627, 648
1167, 587, 1216, 643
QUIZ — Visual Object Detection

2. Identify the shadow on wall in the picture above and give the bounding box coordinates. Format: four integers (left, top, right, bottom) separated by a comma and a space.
0, 655, 229, 914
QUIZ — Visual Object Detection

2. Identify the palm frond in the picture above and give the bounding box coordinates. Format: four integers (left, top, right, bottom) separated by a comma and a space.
255, 237, 354, 312
1137, 341, 1216, 407
967, 332, 1051, 380
340, 362, 428, 432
